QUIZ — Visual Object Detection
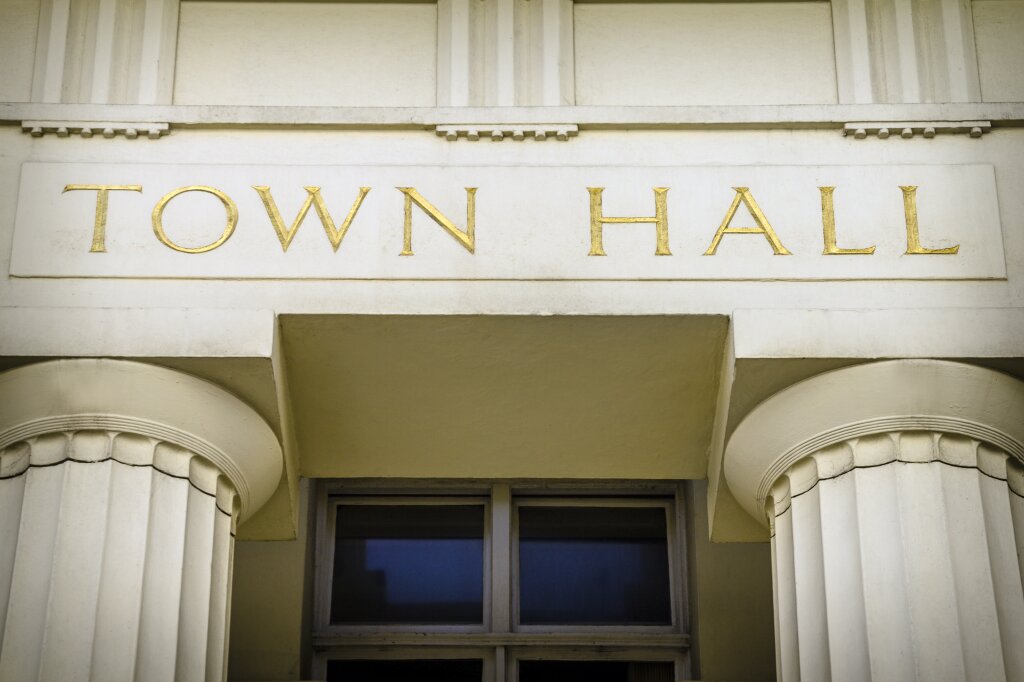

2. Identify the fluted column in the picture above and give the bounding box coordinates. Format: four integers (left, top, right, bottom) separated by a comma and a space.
724, 360, 1024, 682
0, 360, 282, 682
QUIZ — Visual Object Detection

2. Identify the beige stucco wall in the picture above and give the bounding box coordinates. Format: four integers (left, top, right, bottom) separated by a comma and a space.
574, 2, 838, 105
0, 0, 39, 102
974, 0, 1024, 102
174, 2, 438, 107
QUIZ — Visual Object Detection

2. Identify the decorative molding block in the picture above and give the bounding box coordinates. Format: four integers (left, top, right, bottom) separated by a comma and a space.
843, 120, 990, 139
22, 120, 170, 139
435, 124, 579, 141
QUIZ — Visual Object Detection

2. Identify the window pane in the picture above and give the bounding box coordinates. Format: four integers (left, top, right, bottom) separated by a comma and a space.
518, 506, 671, 625
327, 659, 482, 682
331, 504, 484, 624
519, 660, 674, 682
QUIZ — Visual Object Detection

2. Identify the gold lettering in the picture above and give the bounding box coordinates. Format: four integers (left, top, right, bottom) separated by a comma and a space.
253, 185, 370, 252
901, 185, 959, 255
820, 187, 875, 255
397, 187, 476, 256
704, 187, 791, 256
63, 184, 143, 252
587, 187, 670, 256
152, 186, 238, 254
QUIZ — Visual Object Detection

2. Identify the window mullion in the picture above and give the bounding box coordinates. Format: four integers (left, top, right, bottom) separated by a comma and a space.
490, 483, 512, 634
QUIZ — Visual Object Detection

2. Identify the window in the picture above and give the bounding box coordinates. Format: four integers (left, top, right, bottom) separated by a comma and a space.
314, 483, 690, 681
330, 501, 485, 625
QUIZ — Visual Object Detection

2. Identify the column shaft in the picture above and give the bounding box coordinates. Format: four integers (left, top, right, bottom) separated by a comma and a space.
767, 432, 1024, 682
0, 432, 237, 682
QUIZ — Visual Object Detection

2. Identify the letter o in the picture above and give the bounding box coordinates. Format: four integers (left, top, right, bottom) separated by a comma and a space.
152, 185, 238, 254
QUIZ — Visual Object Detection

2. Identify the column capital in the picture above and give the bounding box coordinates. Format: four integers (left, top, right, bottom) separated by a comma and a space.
0, 358, 281, 521
724, 359, 1024, 526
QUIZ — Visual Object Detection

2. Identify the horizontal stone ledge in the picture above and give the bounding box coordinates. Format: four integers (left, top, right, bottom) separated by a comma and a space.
1, 102, 1023, 131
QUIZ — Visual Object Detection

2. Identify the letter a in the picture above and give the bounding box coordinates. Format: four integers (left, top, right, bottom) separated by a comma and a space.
704, 187, 791, 256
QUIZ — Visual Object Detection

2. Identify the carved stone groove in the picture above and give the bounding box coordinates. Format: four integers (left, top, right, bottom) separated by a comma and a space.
0, 432, 237, 682
0, 359, 283, 682
768, 432, 1024, 682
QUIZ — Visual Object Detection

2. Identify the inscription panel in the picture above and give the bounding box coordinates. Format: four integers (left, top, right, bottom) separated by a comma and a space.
11, 163, 1004, 280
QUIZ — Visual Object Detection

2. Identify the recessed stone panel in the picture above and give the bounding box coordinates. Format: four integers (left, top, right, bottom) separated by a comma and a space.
11, 162, 1004, 281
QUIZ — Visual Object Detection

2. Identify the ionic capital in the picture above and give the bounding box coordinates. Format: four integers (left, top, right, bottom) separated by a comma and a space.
724, 359, 1024, 526
0, 359, 281, 521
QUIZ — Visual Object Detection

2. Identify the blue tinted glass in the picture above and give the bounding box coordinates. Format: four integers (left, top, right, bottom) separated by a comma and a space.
518, 506, 671, 625
331, 504, 484, 624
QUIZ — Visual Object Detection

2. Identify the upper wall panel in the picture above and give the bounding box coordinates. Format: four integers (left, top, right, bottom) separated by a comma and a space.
173, 1, 438, 106
573, 2, 838, 105
974, 0, 1024, 102
0, 0, 40, 102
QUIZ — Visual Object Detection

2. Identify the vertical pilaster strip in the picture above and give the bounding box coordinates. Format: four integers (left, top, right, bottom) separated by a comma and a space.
30, 0, 180, 104
136, 0, 180, 104
540, 0, 573, 106
90, 0, 120, 103
494, 0, 515, 106
831, 0, 876, 103
891, 0, 921, 101
32, 0, 72, 102
937, 0, 981, 101
437, 0, 473, 106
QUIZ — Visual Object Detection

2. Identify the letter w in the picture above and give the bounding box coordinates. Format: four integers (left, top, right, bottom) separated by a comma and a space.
253, 186, 370, 252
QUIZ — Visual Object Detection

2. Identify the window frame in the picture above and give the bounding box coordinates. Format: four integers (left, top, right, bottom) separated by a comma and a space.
510, 647, 689, 682
313, 480, 692, 681
314, 493, 493, 635
512, 496, 681, 634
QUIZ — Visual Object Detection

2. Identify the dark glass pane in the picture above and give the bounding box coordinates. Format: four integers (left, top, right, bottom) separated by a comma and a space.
327, 659, 482, 682
331, 504, 484, 624
519, 660, 674, 682
518, 506, 671, 625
